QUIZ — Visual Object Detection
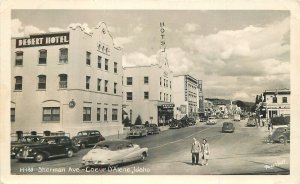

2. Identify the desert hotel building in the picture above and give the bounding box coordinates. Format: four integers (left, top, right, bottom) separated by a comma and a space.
11, 22, 123, 137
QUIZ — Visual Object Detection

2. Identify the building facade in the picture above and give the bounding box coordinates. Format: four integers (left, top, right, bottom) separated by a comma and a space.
173, 75, 199, 119
122, 56, 174, 126
11, 22, 123, 137
262, 89, 290, 119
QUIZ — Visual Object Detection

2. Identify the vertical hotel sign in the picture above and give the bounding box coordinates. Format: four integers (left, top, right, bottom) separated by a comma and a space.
160, 22, 166, 52
16, 33, 69, 48
184, 76, 188, 101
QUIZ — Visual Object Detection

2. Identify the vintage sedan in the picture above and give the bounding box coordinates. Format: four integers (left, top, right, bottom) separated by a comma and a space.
16, 136, 78, 162
81, 140, 148, 167
72, 130, 105, 149
246, 117, 256, 127
146, 124, 160, 135
222, 122, 235, 133
127, 125, 148, 138
11, 135, 42, 158
270, 127, 290, 143
206, 117, 217, 125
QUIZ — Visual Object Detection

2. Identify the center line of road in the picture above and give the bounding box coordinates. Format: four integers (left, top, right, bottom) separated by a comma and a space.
149, 127, 213, 150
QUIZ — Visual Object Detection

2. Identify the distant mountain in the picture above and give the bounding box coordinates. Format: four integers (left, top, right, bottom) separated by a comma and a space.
205, 98, 255, 111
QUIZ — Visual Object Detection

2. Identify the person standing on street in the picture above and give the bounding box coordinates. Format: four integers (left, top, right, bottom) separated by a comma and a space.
201, 139, 210, 166
191, 137, 201, 165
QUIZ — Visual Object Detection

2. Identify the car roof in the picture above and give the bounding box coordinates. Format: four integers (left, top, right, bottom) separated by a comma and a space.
41, 136, 70, 139
223, 122, 233, 124
78, 130, 99, 132
23, 135, 42, 138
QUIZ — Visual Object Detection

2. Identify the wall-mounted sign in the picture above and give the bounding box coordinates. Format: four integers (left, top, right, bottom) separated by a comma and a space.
16, 33, 69, 48
162, 104, 174, 109
180, 105, 187, 114
97, 42, 111, 56
160, 22, 166, 52
69, 100, 76, 108
184, 76, 188, 101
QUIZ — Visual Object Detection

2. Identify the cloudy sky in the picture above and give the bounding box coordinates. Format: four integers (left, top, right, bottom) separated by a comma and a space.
12, 10, 290, 102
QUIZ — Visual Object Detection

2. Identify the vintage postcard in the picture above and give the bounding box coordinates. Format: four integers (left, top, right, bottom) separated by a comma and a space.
1, 0, 300, 184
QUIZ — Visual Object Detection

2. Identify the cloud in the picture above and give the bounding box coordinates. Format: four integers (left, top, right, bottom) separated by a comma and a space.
114, 36, 134, 47
184, 23, 199, 32
48, 27, 66, 32
12, 18, 45, 37
133, 25, 143, 33
122, 52, 157, 67
68, 23, 92, 33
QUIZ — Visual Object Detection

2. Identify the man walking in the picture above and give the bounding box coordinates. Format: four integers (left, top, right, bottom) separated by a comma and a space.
191, 137, 201, 165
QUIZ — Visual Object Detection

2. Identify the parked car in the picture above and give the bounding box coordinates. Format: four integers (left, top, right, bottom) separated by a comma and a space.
222, 122, 235, 133
11, 135, 42, 158
169, 119, 182, 129
82, 140, 148, 167
187, 117, 196, 126
246, 117, 256, 127
233, 114, 241, 121
16, 136, 78, 162
72, 130, 105, 149
270, 127, 290, 143
127, 125, 148, 138
146, 124, 160, 135
271, 116, 290, 129
206, 117, 217, 125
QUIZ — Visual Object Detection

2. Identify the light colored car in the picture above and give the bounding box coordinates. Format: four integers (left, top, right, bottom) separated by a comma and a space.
81, 140, 148, 167
127, 125, 148, 137
206, 117, 216, 125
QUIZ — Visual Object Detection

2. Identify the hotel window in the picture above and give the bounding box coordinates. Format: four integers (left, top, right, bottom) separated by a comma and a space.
38, 49, 47, 64
59, 48, 68, 63
59, 74, 68, 88
273, 97, 277, 103
114, 62, 117, 73
164, 79, 165, 87
104, 108, 108, 121
98, 56, 102, 68
97, 78, 101, 91
14, 76, 22, 90
43, 107, 60, 121
127, 77, 133, 85
86, 51, 91, 65
83, 107, 91, 121
105, 80, 108, 92
166, 80, 168, 87
127, 92, 133, 100
112, 109, 118, 121
15, 51, 23, 66
160, 77, 162, 86
97, 108, 101, 121
144, 91, 149, 100
282, 97, 288, 103
86, 76, 90, 89
38, 75, 46, 90
105, 58, 108, 71
114, 82, 117, 94
160, 92, 162, 101
11, 108, 15, 122
170, 81, 172, 89
144, 76, 149, 84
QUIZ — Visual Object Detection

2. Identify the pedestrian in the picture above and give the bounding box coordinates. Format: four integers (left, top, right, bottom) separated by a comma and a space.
201, 139, 210, 166
191, 137, 201, 165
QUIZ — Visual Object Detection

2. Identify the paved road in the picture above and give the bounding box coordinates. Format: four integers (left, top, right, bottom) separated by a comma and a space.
11, 119, 290, 175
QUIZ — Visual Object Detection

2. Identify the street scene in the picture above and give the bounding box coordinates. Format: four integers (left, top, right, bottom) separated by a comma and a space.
10, 10, 290, 175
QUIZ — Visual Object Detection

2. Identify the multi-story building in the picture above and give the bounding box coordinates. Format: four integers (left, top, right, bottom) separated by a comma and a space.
11, 22, 123, 137
173, 75, 200, 119
261, 88, 290, 118
122, 55, 174, 126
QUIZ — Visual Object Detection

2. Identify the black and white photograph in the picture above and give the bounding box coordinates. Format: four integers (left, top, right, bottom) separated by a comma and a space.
1, 0, 300, 184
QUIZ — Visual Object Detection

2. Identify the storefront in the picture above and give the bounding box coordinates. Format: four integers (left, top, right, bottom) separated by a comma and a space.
158, 104, 174, 126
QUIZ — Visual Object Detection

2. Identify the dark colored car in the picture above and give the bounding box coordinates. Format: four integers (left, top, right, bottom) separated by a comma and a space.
146, 124, 160, 135
222, 122, 235, 133
270, 127, 290, 143
169, 119, 182, 129
187, 118, 196, 126
72, 130, 105, 149
16, 136, 78, 162
11, 135, 42, 158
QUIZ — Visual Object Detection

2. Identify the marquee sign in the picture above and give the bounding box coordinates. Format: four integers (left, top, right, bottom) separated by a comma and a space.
162, 104, 174, 109
16, 33, 69, 48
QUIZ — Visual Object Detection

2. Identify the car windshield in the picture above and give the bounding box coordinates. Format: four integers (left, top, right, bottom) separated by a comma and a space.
132, 126, 142, 130
94, 142, 133, 151
77, 132, 88, 136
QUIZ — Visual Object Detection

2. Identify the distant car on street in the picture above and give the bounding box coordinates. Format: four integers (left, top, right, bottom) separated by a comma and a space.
169, 119, 183, 129
146, 124, 160, 135
270, 127, 290, 143
127, 125, 148, 138
233, 114, 241, 121
81, 140, 148, 168
72, 130, 105, 149
187, 117, 196, 126
246, 117, 256, 127
11, 135, 42, 158
206, 117, 217, 125
16, 136, 78, 162
222, 122, 235, 133
223, 115, 229, 119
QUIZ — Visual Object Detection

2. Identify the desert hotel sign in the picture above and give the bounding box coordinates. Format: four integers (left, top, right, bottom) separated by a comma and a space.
16, 33, 69, 48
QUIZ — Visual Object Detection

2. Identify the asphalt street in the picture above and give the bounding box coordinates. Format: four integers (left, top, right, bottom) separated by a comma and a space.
11, 118, 290, 175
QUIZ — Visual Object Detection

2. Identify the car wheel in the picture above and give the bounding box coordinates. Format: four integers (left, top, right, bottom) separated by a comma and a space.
35, 153, 44, 163
140, 152, 147, 162
279, 137, 285, 144
67, 149, 74, 158
80, 143, 86, 149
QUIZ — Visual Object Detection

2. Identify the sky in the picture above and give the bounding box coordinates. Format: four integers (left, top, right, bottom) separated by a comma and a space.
12, 10, 290, 102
